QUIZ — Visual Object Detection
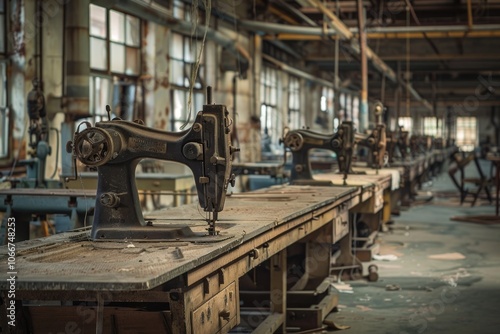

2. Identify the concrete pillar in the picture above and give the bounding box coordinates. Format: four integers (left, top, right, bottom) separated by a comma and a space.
63, 0, 89, 118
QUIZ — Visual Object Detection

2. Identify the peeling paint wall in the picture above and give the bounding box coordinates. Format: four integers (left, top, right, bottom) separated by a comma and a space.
153, 24, 171, 130
42, 0, 64, 178
9, 0, 37, 144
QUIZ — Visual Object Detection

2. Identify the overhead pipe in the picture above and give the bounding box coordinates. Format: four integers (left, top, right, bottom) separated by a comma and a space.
241, 12, 500, 35
243, 26, 429, 111
262, 55, 335, 89
92, 0, 250, 64
242, 20, 500, 37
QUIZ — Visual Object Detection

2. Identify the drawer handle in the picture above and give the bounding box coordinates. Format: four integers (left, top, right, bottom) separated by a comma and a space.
220, 309, 231, 321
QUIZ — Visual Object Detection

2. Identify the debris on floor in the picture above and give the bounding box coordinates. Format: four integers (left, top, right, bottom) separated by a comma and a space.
385, 284, 401, 291
428, 252, 466, 260
331, 282, 354, 294
373, 254, 399, 261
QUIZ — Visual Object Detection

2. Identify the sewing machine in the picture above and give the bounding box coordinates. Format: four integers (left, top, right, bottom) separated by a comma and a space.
282, 121, 355, 185
67, 88, 237, 239
388, 128, 410, 162
354, 123, 387, 170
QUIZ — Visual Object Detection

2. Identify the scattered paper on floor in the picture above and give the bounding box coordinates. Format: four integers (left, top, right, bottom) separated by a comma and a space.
331, 282, 354, 293
373, 254, 398, 261
428, 252, 465, 260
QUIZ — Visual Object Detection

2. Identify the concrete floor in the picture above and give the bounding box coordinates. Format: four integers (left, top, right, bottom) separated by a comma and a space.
332, 170, 500, 333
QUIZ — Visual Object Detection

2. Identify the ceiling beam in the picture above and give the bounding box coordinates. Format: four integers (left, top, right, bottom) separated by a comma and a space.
263, 30, 500, 40
305, 0, 433, 111
307, 53, 500, 62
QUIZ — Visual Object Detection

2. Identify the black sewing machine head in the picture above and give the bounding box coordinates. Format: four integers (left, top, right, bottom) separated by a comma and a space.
397, 129, 410, 160
354, 123, 387, 169
282, 121, 355, 185
69, 88, 237, 240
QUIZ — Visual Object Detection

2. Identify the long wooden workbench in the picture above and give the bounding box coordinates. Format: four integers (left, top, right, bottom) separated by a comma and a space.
0, 185, 360, 333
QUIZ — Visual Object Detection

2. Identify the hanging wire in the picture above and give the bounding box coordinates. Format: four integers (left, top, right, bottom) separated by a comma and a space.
181, 0, 212, 130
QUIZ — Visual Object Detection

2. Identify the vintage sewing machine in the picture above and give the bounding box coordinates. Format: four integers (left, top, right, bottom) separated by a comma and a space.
68, 88, 237, 240
410, 135, 427, 157
354, 123, 387, 170
282, 121, 355, 185
389, 128, 410, 161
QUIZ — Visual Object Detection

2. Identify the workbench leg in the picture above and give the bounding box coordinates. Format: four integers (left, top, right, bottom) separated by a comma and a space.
96, 293, 104, 334
170, 290, 188, 333
173, 191, 179, 207
382, 190, 392, 229
390, 189, 401, 216
270, 250, 287, 332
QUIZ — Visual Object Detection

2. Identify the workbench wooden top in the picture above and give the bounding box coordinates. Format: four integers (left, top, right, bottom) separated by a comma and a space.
0, 185, 357, 292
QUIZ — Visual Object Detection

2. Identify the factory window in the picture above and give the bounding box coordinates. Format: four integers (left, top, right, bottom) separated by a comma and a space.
169, 32, 206, 131
398, 117, 413, 135
0, 0, 8, 159
0, 62, 7, 159
89, 5, 141, 122
345, 94, 352, 121
288, 76, 301, 130
423, 117, 443, 137
0, 0, 4, 54
90, 5, 141, 75
173, 0, 191, 20
261, 65, 281, 155
319, 87, 334, 131
352, 96, 359, 131
339, 93, 346, 122
89, 76, 112, 122
456, 117, 477, 152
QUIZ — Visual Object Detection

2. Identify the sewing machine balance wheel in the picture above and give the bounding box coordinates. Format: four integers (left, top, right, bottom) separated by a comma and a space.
284, 132, 304, 151
74, 127, 115, 167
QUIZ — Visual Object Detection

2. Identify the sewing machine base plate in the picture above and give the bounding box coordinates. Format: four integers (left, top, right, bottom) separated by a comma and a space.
92, 224, 234, 243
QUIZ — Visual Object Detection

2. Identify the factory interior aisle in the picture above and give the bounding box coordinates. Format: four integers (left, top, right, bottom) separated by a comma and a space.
330, 169, 499, 334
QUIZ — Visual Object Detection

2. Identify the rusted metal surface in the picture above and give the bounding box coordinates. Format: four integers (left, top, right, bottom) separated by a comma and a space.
0, 185, 357, 292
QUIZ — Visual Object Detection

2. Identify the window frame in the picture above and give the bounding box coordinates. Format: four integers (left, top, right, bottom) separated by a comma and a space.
398, 117, 413, 136
455, 116, 477, 152
169, 31, 207, 131
88, 5, 142, 123
422, 116, 443, 138
89, 5, 142, 77
288, 76, 301, 130
260, 65, 282, 156
0, 0, 10, 161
